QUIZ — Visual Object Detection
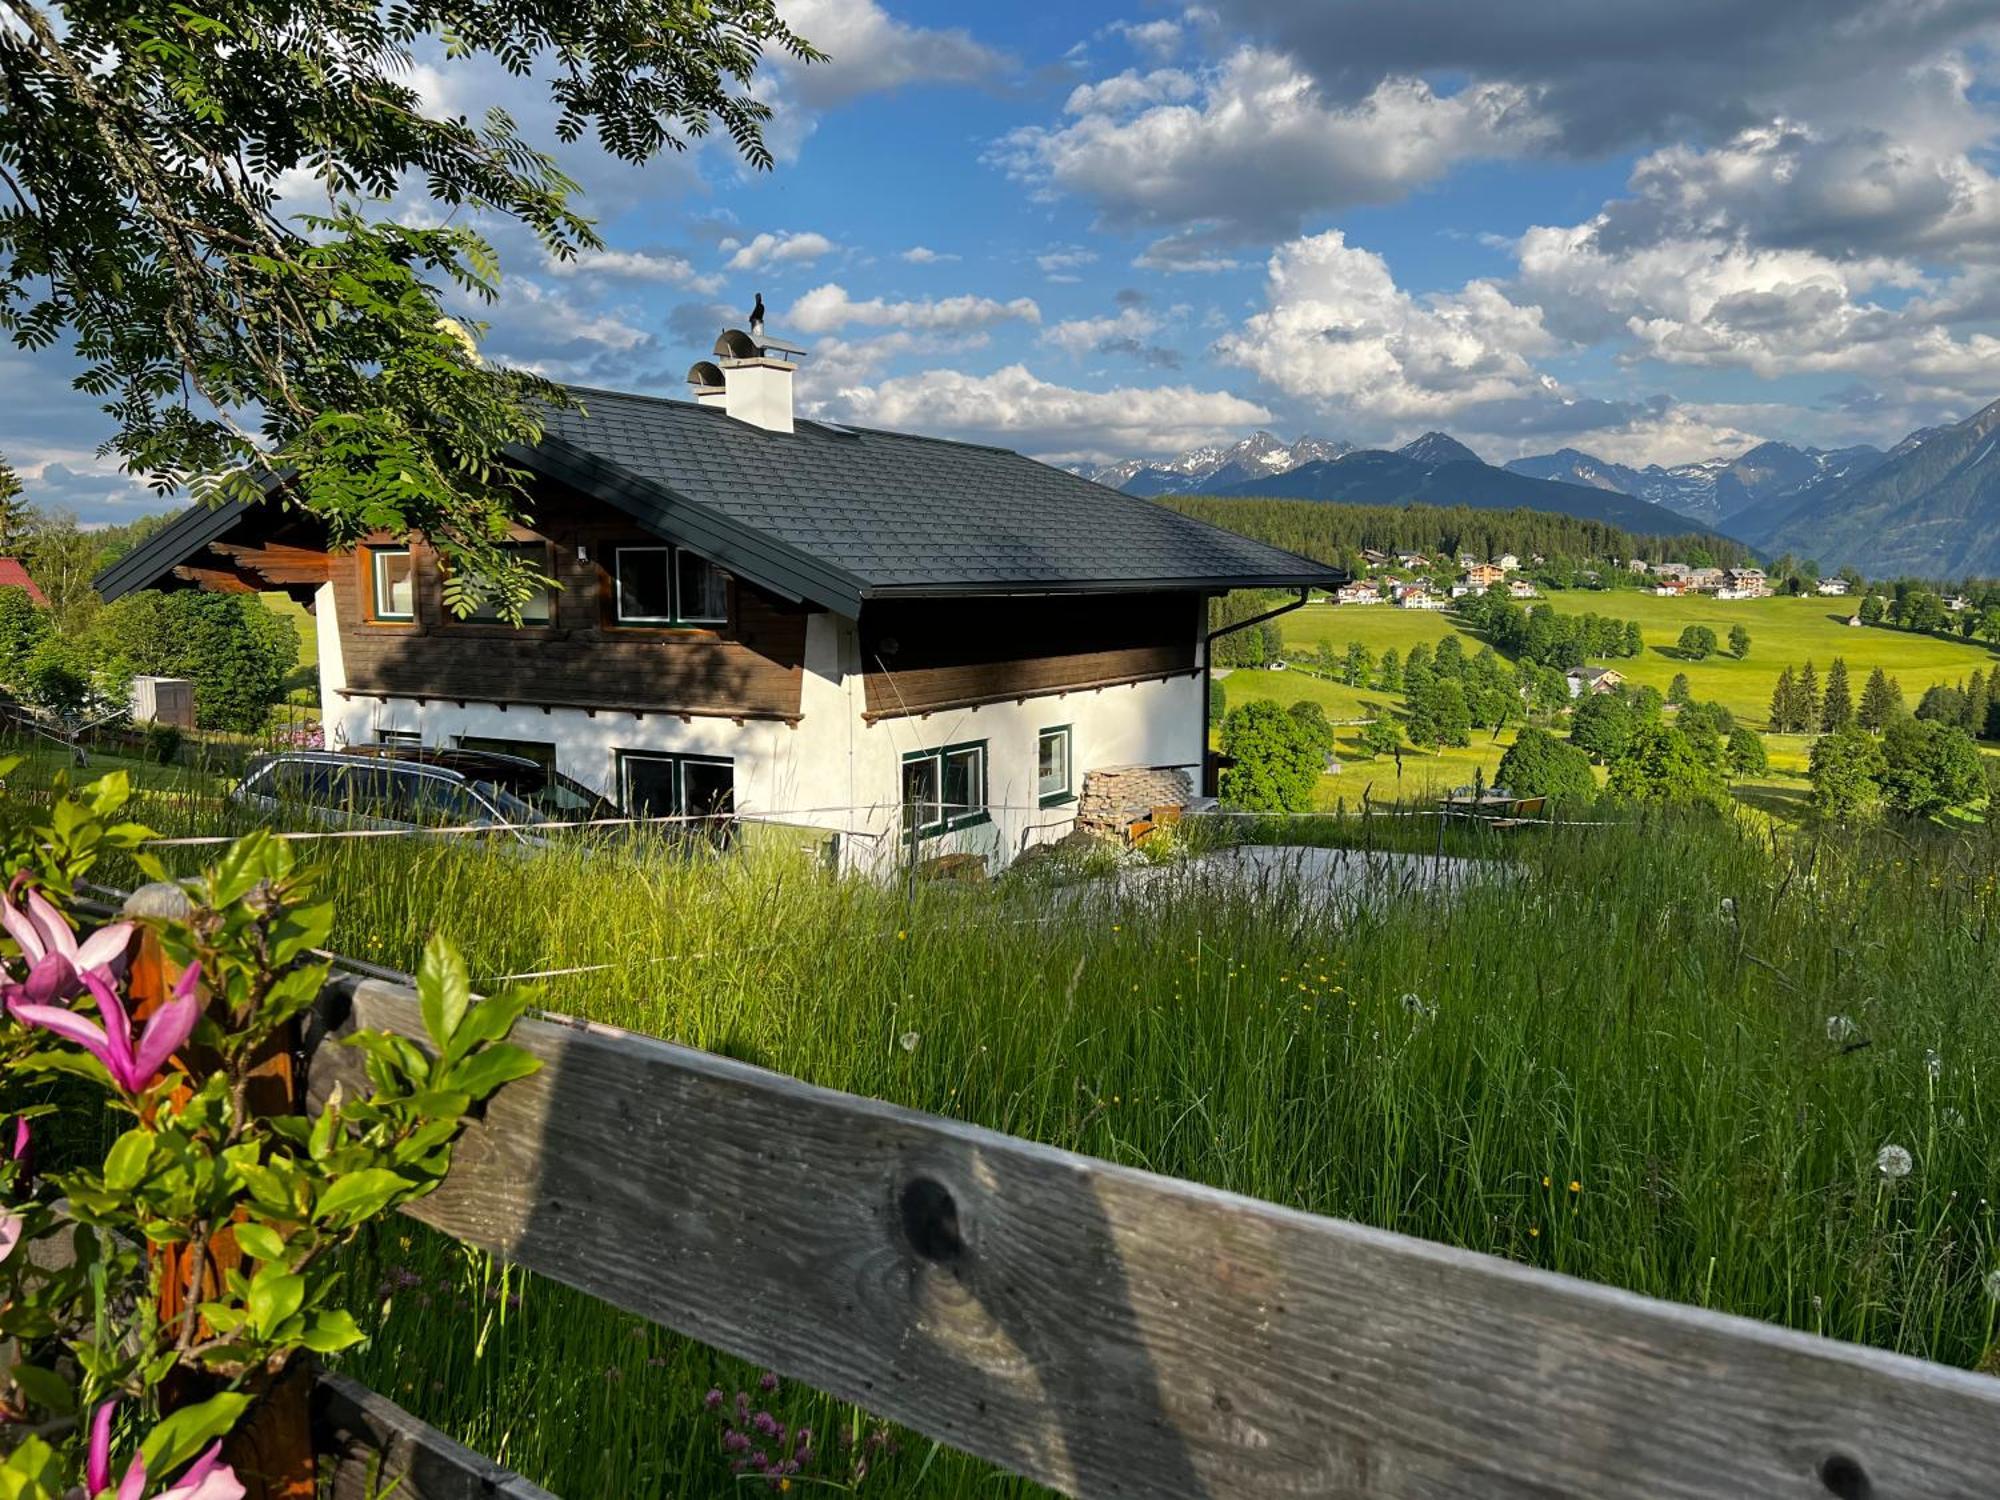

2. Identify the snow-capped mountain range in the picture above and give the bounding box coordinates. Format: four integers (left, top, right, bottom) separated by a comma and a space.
1074, 430, 1352, 498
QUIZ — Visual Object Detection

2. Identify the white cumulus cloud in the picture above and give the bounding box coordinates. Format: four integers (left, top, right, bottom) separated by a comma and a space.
789, 283, 1041, 334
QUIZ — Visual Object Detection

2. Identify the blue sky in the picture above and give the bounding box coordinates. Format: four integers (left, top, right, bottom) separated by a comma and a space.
9, 0, 2000, 521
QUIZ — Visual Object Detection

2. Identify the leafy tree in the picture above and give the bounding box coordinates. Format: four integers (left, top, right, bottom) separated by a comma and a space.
1902, 591, 1949, 635
0, 585, 48, 681
1341, 640, 1372, 688
1821, 657, 1853, 732
1978, 606, 2000, 648
1606, 724, 1728, 809
1408, 677, 1471, 750
1726, 727, 1768, 776
21, 512, 106, 629
1208, 676, 1227, 723
1667, 672, 1692, 707
1376, 647, 1401, 691
1809, 726, 1885, 818
1495, 727, 1595, 803
1402, 642, 1435, 702
1879, 717, 1983, 817
1858, 667, 1905, 731
1261, 620, 1285, 664
1358, 712, 1402, 760
1858, 593, 1887, 626
1219, 700, 1323, 812
1966, 670, 1990, 739
1676, 624, 1717, 660
1433, 633, 1466, 678
20, 634, 94, 716
1677, 701, 1735, 765
86, 589, 298, 731
1570, 691, 1633, 763
0, 0, 819, 609
1728, 623, 1750, 659
1288, 699, 1336, 760
1315, 639, 1339, 679
1916, 684, 1967, 724
1622, 619, 1644, 658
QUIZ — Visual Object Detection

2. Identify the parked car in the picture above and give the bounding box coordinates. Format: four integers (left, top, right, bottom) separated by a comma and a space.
336, 745, 615, 823
230, 751, 549, 843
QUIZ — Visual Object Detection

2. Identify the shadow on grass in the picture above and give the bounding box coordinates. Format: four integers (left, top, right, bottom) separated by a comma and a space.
1731, 781, 1813, 826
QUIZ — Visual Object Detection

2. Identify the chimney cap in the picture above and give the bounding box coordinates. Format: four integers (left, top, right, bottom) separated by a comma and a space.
686, 359, 726, 391
714, 327, 807, 363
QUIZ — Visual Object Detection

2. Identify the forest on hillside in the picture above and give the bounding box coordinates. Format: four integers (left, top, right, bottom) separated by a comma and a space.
1161, 496, 1754, 570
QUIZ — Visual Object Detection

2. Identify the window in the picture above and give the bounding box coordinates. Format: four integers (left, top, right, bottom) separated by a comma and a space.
369, 547, 414, 622
375, 729, 421, 747
466, 542, 555, 625
1037, 726, 1073, 806
902, 741, 987, 836
616, 752, 736, 822
614, 547, 675, 624
455, 736, 555, 771
676, 549, 729, 624
612, 545, 729, 627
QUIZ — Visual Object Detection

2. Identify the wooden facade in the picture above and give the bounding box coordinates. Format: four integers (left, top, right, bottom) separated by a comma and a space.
323, 486, 813, 722
858, 593, 1200, 721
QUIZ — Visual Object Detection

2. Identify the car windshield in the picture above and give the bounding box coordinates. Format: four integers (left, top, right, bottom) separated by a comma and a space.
470, 780, 542, 825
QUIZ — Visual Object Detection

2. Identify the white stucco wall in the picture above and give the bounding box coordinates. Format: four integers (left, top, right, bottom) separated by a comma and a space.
317, 602, 1204, 875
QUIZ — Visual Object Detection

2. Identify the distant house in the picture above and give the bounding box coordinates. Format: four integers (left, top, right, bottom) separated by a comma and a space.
1398, 587, 1447, 610
1335, 581, 1385, 605
1847, 614, 1865, 627
1652, 562, 1690, 581
1358, 548, 1391, 569
1496, 553, 1521, 573
1653, 580, 1688, 596
1816, 577, 1850, 596
0, 560, 47, 607
1626, 558, 1650, 574
1686, 567, 1727, 592
1565, 665, 1624, 697
1462, 561, 1506, 589
1396, 551, 1430, 569
1945, 594, 1973, 613
1724, 567, 1768, 597
1507, 578, 1539, 599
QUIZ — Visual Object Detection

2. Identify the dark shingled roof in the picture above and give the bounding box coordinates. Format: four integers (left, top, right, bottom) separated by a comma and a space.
95, 384, 1343, 615
535, 386, 1340, 610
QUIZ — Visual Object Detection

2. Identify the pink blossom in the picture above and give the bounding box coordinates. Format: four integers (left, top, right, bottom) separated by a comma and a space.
86, 1404, 245, 1500
1, 884, 131, 986
13, 963, 201, 1095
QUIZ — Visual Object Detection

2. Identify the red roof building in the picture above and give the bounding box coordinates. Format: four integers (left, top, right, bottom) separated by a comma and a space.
0, 560, 47, 607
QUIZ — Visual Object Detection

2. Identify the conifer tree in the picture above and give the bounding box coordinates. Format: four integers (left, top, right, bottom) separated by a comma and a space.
1821, 657, 1854, 732
1858, 667, 1905, 731
1769, 666, 1799, 733
1797, 660, 1821, 732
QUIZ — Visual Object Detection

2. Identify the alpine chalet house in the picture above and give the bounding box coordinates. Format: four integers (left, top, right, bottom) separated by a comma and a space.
96, 325, 1341, 872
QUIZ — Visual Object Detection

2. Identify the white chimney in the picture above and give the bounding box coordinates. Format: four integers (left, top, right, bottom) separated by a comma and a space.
711, 328, 805, 434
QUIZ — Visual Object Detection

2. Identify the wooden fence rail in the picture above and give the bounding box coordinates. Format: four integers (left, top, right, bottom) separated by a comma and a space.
297, 973, 2000, 1500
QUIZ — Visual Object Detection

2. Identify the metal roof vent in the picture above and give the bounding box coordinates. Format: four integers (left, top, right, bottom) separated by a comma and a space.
712, 321, 807, 434
686, 360, 728, 408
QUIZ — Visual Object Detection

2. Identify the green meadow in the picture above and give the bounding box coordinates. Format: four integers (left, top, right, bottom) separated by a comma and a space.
105, 812, 1995, 1498
1280, 593, 1997, 724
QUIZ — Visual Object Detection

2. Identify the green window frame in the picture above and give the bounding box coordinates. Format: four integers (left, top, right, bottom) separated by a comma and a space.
368, 546, 414, 622
465, 540, 556, 625
615, 750, 736, 819
901, 740, 988, 836
1036, 724, 1074, 807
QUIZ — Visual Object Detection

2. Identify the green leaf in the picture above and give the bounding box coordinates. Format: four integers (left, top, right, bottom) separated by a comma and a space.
444, 1044, 540, 1101
137, 1392, 249, 1477
315, 1167, 412, 1226
233, 1222, 286, 1262
418, 936, 472, 1051
300, 1307, 366, 1353
6, 1365, 72, 1416
445, 990, 528, 1065
247, 1267, 305, 1336
101, 1128, 155, 1192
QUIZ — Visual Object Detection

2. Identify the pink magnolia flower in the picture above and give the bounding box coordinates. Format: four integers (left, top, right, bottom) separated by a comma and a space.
1, 884, 131, 989
87, 1403, 246, 1500
13, 963, 201, 1095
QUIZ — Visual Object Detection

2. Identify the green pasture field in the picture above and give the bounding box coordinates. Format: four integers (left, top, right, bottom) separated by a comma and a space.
1282, 594, 1998, 724
174, 813, 1993, 1499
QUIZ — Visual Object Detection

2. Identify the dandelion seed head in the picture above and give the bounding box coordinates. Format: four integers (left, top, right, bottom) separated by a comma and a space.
1985, 1268, 2000, 1301
899, 1031, 919, 1052
1924, 1048, 1943, 1082
1826, 1015, 1857, 1043
1876, 1144, 1913, 1181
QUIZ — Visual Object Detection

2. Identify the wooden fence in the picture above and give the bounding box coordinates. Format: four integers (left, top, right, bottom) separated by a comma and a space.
288, 970, 2000, 1500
